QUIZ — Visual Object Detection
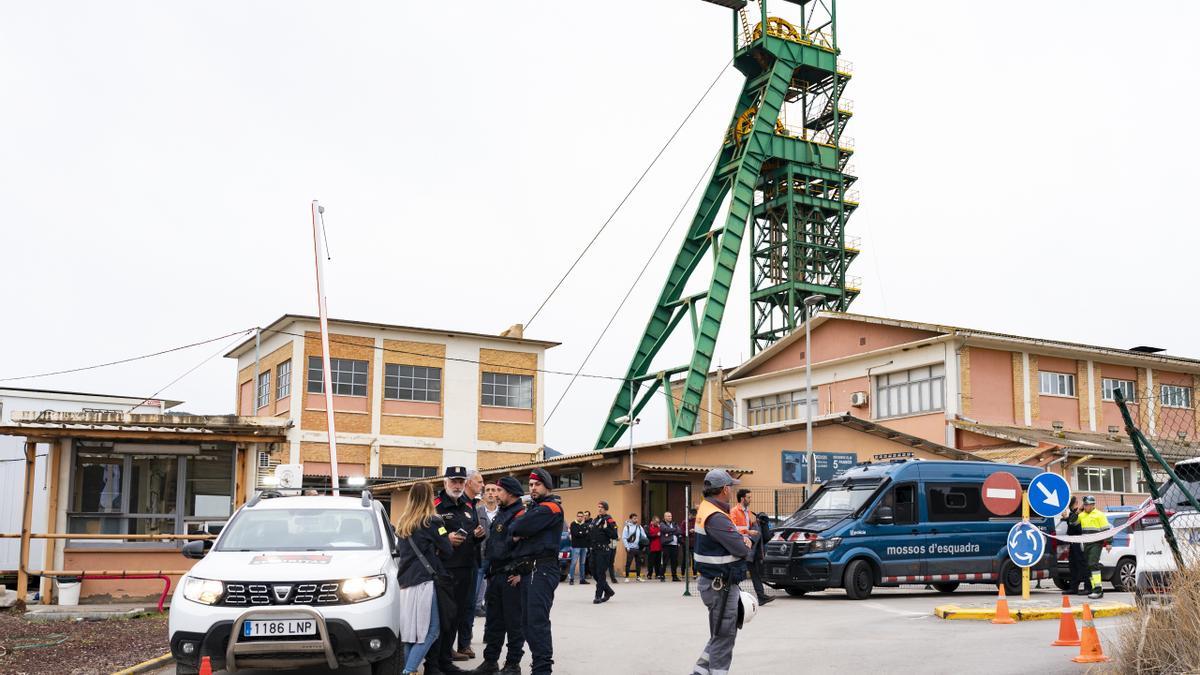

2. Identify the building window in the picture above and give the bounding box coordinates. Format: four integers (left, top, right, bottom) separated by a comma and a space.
307, 356, 369, 396
721, 399, 735, 431
1077, 465, 1127, 493
1101, 377, 1134, 402
557, 471, 582, 489
276, 360, 292, 400
482, 372, 533, 408
256, 370, 271, 409
1161, 384, 1193, 409
746, 391, 817, 426
875, 364, 945, 419
69, 443, 235, 539
384, 364, 442, 402
380, 465, 438, 480
1039, 371, 1076, 397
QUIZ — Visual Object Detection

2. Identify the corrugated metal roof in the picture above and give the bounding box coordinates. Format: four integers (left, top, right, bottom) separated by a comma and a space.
635, 463, 755, 474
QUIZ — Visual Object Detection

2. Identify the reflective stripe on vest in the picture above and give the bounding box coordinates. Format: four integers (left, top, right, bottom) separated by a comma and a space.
693, 500, 740, 577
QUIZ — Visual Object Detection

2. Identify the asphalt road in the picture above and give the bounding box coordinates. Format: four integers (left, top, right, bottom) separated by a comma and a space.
155, 581, 1134, 674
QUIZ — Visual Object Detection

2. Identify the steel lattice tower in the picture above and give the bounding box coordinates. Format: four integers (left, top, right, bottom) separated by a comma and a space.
596, 0, 859, 449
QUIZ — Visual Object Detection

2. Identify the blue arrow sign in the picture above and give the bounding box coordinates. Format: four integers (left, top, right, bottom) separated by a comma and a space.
1027, 472, 1072, 518
1007, 521, 1045, 568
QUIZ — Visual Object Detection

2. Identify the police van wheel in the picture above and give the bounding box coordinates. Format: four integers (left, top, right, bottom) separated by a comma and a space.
844, 559, 874, 600
932, 582, 959, 593
784, 588, 807, 597
999, 561, 1023, 596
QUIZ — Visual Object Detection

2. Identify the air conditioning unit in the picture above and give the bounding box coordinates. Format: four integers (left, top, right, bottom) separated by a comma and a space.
275, 464, 304, 489
849, 391, 868, 407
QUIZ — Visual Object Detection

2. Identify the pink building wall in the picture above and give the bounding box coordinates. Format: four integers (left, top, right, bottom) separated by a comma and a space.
877, 412, 946, 443
968, 347, 1015, 425
749, 319, 941, 377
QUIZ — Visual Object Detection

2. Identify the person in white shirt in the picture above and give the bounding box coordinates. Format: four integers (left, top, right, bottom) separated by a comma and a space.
621, 514, 647, 582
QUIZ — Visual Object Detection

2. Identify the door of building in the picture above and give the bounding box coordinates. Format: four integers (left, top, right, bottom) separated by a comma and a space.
644, 480, 689, 522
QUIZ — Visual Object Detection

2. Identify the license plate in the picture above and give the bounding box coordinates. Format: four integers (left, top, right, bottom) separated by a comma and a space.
772, 566, 788, 576
243, 619, 317, 638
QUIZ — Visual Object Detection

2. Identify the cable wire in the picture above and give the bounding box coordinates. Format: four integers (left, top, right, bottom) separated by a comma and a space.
524, 58, 733, 330
544, 150, 722, 426
125, 329, 256, 412
0, 328, 256, 383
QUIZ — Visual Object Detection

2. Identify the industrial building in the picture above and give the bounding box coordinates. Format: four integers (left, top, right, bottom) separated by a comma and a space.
224, 314, 559, 485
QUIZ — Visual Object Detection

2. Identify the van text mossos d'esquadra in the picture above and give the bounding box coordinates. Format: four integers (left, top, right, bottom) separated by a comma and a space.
885, 543, 982, 556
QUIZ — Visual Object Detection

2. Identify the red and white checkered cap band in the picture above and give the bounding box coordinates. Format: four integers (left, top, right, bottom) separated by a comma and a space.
880, 570, 1052, 583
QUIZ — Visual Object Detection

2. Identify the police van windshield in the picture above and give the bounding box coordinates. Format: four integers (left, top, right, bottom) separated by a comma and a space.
217, 509, 381, 552
803, 481, 881, 512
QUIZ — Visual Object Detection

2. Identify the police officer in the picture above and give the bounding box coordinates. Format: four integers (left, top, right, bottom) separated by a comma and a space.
430, 466, 486, 675
509, 468, 564, 675
691, 470, 751, 675
472, 476, 526, 675
1078, 495, 1112, 599
589, 501, 618, 604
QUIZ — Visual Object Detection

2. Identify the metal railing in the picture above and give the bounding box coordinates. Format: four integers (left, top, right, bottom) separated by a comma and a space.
845, 275, 863, 292
844, 235, 862, 252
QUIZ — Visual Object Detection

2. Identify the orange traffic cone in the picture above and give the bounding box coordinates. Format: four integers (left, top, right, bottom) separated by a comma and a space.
1051, 595, 1081, 646
1072, 603, 1110, 663
199, 655, 213, 675
990, 585, 1016, 624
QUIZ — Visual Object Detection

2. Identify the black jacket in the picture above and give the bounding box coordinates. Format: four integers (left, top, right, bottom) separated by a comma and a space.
569, 520, 591, 547
588, 513, 618, 549
659, 520, 681, 547
435, 489, 484, 568
396, 516, 453, 588
483, 499, 525, 569
511, 494, 565, 559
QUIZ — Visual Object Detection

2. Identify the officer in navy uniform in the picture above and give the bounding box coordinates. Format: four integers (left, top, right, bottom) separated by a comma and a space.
588, 501, 618, 603
471, 476, 527, 675
429, 466, 486, 675
509, 468, 564, 675
691, 469, 751, 675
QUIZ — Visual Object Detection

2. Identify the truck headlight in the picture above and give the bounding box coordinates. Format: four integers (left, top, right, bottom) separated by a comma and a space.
182, 577, 224, 605
341, 575, 387, 602
809, 537, 842, 552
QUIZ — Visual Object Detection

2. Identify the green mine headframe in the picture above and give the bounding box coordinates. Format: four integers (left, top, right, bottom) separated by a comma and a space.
596, 0, 859, 449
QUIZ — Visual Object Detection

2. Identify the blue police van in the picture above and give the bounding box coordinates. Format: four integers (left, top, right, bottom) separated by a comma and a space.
762, 459, 1055, 599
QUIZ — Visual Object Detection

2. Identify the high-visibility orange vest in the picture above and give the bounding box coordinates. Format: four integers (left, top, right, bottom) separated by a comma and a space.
729, 504, 752, 535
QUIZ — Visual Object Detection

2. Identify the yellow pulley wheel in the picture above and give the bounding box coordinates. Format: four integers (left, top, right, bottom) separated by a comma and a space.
752, 17, 802, 42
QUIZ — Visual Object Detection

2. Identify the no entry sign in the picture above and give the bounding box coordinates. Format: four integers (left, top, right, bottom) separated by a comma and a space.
982, 471, 1022, 516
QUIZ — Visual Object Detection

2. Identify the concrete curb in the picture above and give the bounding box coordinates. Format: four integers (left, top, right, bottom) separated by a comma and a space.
934, 601, 1136, 621
110, 652, 173, 675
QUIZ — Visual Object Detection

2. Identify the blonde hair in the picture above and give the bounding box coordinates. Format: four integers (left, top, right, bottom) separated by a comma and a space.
395, 482, 437, 538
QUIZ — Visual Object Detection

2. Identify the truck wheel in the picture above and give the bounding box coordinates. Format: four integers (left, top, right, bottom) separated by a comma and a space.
1052, 575, 1070, 591
371, 649, 402, 675
1112, 558, 1137, 592
844, 559, 874, 600
785, 588, 807, 597
932, 582, 959, 593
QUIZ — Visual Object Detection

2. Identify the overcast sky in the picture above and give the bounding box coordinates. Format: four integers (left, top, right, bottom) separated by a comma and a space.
3, 1, 1198, 454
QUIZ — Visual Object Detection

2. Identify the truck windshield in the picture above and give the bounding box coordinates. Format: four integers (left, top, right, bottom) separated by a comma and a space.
800, 480, 882, 514
217, 509, 381, 552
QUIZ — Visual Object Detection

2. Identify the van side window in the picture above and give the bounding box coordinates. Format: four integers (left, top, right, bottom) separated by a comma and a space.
877, 483, 917, 525
927, 484, 989, 522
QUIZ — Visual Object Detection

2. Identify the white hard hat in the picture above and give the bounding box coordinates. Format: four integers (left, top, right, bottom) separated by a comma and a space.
738, 590, 759, 626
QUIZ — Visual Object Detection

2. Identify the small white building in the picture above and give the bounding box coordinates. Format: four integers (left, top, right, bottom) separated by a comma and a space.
0, 388, 176, 570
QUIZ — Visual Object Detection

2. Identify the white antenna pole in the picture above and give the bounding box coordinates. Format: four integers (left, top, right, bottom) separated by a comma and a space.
312, 200, 340, 496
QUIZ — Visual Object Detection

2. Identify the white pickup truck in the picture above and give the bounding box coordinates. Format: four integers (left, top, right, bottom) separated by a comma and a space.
1133, 457, 1200, 599
168, 491, 403, 674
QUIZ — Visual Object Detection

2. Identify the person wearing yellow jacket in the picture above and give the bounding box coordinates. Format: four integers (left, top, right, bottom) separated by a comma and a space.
1078, 496, 1112, 599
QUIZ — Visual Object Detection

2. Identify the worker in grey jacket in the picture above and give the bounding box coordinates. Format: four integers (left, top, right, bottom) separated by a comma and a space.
691, 470, 751, 675
475, 479, 501, 617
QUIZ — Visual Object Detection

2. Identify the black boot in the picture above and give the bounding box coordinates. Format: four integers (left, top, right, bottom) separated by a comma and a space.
500, 663, 522, 675
470, 661, 500, 675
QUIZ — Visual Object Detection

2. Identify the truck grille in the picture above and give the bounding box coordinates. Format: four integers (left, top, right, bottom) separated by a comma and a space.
766, 541, 810, 557
221, 581, 344, 607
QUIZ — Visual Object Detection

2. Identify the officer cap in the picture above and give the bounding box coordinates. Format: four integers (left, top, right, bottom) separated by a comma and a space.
1082, 495, 1096, 505
498, 476, 524, 497
529, 467, 555, 490
443, 466, 468, 479
703, 469, 740, 489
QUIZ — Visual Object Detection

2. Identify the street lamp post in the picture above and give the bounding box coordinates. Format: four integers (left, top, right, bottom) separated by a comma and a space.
803, 295, 827, 493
